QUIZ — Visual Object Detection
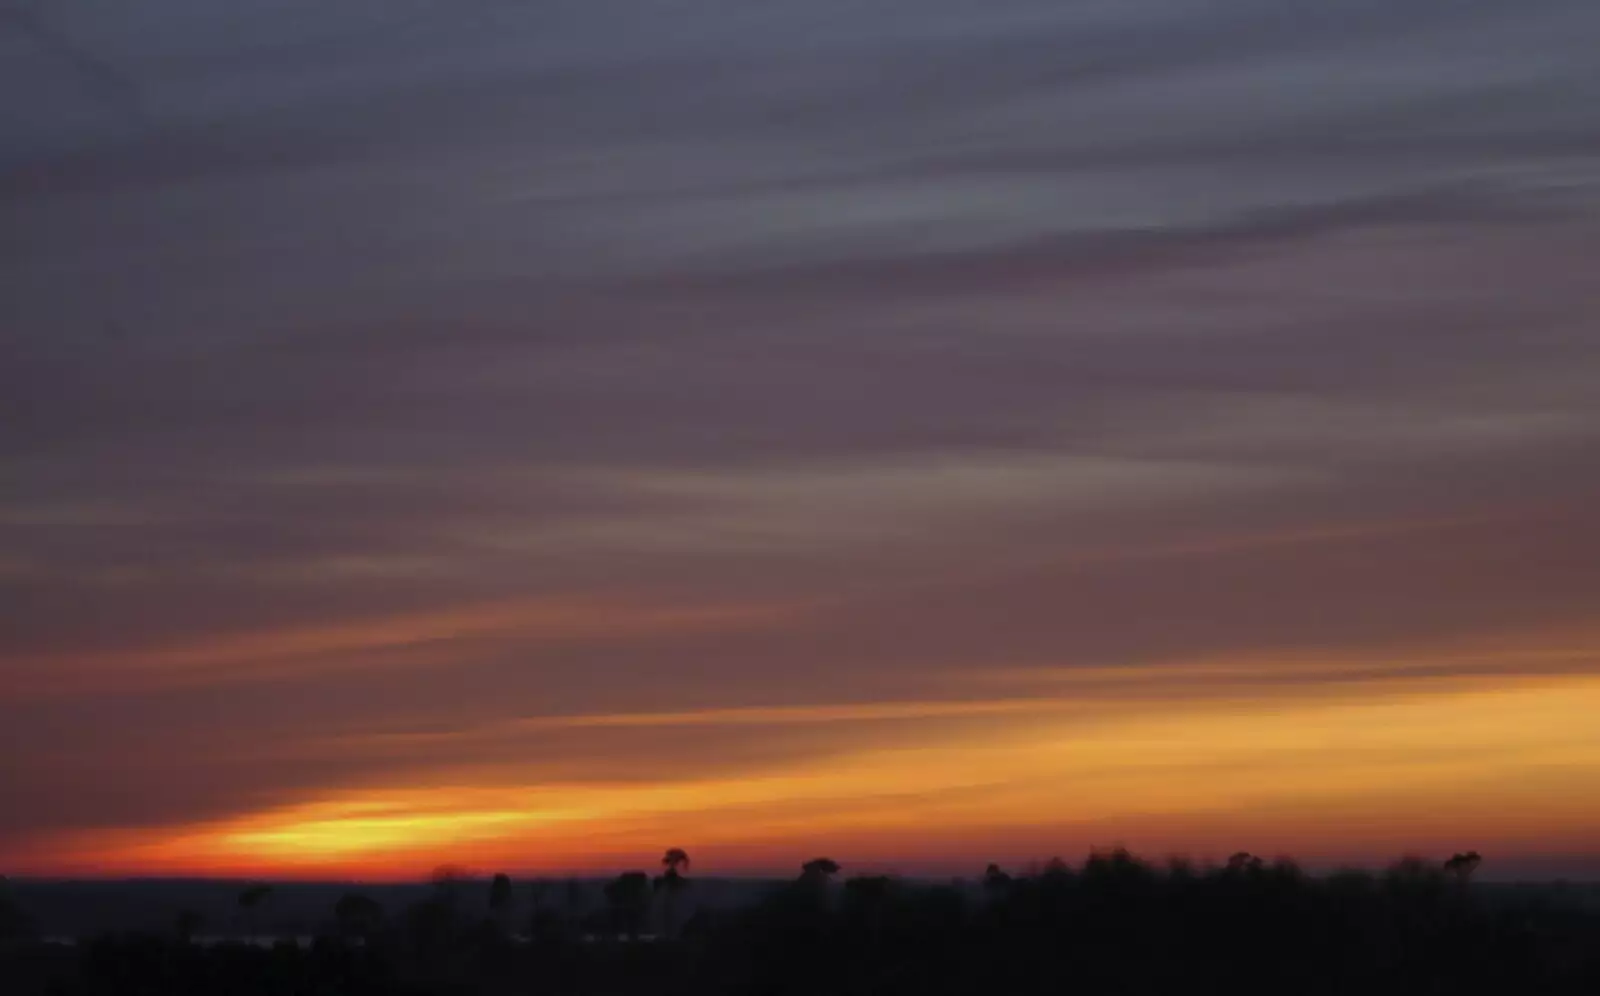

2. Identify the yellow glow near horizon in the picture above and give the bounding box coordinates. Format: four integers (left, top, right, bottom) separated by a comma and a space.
22, 663, 1600, 879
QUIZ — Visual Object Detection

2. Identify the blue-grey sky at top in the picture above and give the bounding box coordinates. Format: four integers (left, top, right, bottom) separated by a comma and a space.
3, 0, 1600, 859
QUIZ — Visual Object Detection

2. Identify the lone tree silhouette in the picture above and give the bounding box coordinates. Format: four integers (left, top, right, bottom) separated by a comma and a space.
656, 848, 692, 938
489, 873, 515, 933
237, 883, 273, 937
1443, 851, 1483, 883
801, 857, 841, 883
662, 847, 691, 875
174, 908, 205, 943
983, 862, 1013, 896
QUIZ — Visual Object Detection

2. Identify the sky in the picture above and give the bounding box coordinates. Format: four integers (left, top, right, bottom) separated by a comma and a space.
3, 0, 1600, 881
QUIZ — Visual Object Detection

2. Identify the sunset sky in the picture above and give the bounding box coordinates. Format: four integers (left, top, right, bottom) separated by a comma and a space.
4, 0, 1600, 881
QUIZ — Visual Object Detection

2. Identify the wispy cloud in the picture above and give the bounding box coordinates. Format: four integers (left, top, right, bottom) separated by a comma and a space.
23, 669, 1600, 877
5, 0, 1600, 872
5, 595, 801, 698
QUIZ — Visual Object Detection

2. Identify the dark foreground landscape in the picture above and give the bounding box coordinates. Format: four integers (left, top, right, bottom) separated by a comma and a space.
5, 850, 1600, 995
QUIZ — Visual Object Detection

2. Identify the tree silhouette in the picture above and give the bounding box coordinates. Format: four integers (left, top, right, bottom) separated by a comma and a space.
604, 872, 653, 940
983, 862, 1013, 898
489, 873, 515, 934
236, 883, 273, 937
6, 848, 1599, 994
793, 858, 842, 917
656, 848, 692, 938
1443, 851, 1482, 884
1038, 856, 1072, 880
801, 857, 841, 882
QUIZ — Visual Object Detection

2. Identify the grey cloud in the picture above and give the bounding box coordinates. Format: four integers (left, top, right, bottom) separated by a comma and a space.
4, 0, 1600, 847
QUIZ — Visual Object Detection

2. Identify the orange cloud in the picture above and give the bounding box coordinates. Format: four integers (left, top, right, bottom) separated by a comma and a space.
22, 662, 1600, 879
4, 594, 800, 699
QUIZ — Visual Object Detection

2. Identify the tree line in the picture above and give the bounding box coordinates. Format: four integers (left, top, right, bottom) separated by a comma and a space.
4, 847, 1600, 995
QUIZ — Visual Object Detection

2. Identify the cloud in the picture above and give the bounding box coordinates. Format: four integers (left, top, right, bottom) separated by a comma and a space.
18, 668, 1600, 876
4, 0, 1600, 872
4, 594, 801, 698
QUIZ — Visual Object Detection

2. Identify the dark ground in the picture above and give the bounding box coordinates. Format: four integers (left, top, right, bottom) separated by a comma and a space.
4, 855, 1600, 995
